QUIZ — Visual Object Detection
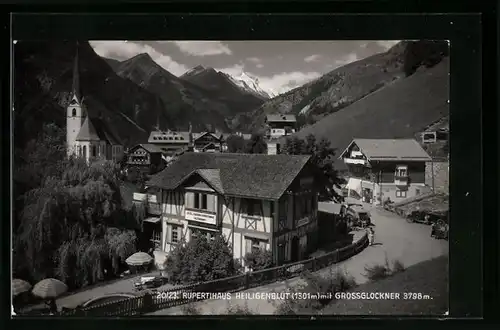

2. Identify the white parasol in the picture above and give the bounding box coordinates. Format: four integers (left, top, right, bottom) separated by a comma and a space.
126, 252, 153, 266
12, 279, 32, 297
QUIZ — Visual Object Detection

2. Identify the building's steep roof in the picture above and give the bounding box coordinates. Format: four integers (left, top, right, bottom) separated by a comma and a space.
75, 116, 122, 145
195, 169, 224, 193
148, 131, 190, 144
75, 117, 100, 141
148, 152, 311, 200
129, 143, 163, 154
72, 42, 82, 103
350, 138, 431, 161
192, 131, 223, 142
92, 118, 122, 145
266, 114, 297, 123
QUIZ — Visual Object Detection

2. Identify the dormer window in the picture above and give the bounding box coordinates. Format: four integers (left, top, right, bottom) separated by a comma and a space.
153, 137, 157, 140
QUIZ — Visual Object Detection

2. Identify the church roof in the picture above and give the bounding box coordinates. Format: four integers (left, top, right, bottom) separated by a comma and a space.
76, 117, 100, 141
72, 42, 82, 102
92, 118, 122, 145
76, 116, 122, 145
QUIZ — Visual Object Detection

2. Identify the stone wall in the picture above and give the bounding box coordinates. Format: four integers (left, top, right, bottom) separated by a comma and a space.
425, 161, 449, 193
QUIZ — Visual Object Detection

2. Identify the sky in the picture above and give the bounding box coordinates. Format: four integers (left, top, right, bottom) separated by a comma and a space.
90, 40, 400, 95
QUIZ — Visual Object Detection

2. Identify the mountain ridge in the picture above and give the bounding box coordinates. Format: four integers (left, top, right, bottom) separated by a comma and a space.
13, 41, 266, 149
232, 40, 448, 134
283, 57, 450, 169
179, 65, 273, 100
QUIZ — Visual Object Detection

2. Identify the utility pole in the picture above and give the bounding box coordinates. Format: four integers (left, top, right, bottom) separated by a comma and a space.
379, 169, 383, 204
431, 156, 435, 192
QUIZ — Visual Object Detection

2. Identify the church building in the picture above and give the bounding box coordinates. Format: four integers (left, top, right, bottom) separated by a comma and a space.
66, 46, 124, 163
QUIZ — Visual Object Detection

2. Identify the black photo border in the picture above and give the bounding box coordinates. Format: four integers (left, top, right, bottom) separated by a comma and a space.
2, 1, 495, 329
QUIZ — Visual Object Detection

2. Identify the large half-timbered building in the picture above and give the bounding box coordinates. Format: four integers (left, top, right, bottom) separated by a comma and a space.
144, 152, 319, 266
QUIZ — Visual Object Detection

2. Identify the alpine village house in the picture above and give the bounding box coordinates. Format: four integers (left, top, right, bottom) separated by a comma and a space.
265, 114, 297, 155
138, 152, 319, 267
66, 47, 124, 162
126, 144, 164, 173
145, 124, 228, 164
340, 138, 432, 204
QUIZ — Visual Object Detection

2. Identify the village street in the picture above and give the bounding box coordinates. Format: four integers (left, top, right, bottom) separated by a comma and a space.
21, 205, 448, 314
149, 205, 449, 315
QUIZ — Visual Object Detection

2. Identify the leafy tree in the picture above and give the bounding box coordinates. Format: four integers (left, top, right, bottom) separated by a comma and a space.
282, 134, 345, 202
14, 157, 139, 289
14, 123, 68, 194
226, 134, 246, 153
245, 133, 267, 154
296, 114, 307, 130
166, 235, 239, 284
244, 249, 274, 271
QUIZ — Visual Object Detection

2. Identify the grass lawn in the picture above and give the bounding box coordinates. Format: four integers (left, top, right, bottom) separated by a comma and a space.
321, 255, 448, 315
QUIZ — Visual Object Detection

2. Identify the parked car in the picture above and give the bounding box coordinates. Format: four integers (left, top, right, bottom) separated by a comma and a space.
431, 220, 449, 240
134, 276, 165, 291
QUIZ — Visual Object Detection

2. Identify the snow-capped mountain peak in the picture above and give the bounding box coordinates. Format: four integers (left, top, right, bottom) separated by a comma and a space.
225, 71, 276, 99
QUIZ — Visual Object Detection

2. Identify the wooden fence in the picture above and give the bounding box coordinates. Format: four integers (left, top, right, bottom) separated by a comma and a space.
61, 233, 369, 316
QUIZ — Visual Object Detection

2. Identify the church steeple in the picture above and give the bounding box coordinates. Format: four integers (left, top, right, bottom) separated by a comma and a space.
71, 42, 83, 103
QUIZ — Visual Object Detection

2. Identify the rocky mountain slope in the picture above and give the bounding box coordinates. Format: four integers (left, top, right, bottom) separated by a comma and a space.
13, 41, 267, 149
14, 41, 166, 148
180, 65, 273, 99
223, 71, 275, 99
284, 57, 450, 169
178, 65, 269, 106
109, 55, 267, 132
233, 40, 449, 133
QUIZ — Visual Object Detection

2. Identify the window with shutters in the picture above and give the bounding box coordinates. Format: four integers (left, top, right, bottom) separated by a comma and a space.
395, 165, 408, 177
245, 237, 268, 254
192, 192, 209, 211
168, 224, 182, 244
395, 190, 407, 198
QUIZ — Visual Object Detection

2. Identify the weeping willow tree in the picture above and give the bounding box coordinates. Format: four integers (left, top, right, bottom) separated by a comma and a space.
15, 157, 141, 289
